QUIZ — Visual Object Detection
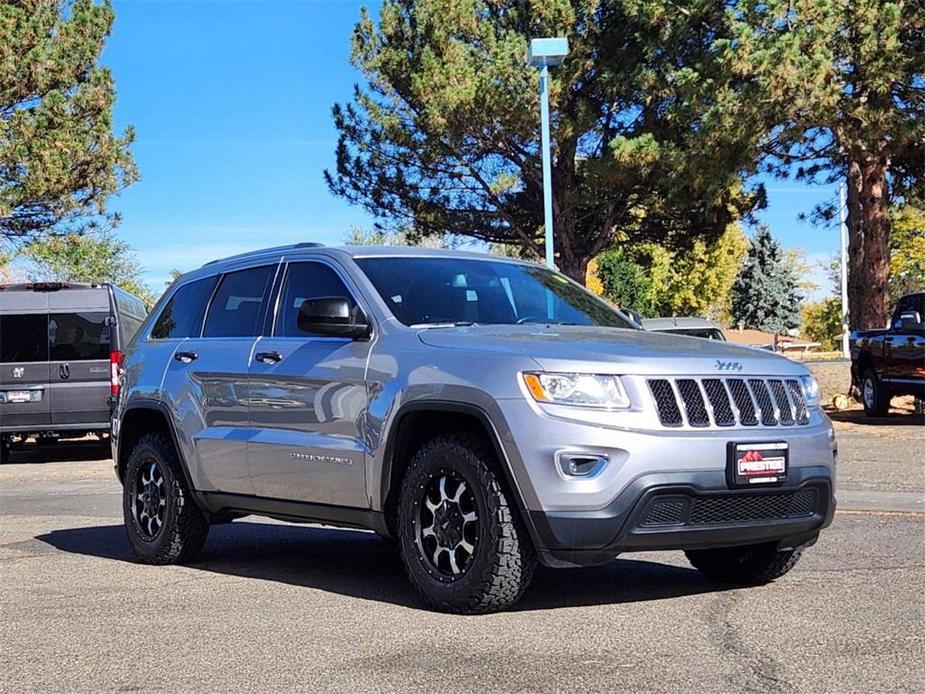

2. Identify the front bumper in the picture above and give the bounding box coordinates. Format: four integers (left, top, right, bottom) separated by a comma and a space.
530, 466, 835, 567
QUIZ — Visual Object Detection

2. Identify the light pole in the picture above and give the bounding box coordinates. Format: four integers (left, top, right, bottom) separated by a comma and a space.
528, 37, 569, 269
839, 183, 850, 358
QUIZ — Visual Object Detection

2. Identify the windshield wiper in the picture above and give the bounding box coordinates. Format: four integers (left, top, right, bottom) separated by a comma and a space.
411, 321, 477, 329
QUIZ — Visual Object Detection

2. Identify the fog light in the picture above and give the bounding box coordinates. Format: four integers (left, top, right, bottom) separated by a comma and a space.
556, 452, 608, 478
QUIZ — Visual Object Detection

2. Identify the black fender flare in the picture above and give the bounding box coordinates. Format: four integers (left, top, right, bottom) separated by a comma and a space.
377, 399, 545, 552
117, 399, 200, 502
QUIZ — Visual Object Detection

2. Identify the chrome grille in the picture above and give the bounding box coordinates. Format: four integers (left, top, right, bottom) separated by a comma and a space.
647, 377, 811, 428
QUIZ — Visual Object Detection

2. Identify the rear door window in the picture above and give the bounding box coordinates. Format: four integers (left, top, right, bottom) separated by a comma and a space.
0, 314, 49, 363
49, 312, 111, 361
203, 266, 275, 338
151, 276, 218, 340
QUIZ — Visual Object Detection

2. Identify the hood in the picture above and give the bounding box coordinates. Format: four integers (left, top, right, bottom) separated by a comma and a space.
416, 325, 806, 376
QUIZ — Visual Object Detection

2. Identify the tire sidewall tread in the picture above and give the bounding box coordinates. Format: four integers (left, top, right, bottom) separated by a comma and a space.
398, 432, 536, 614
123, 431, 209, 565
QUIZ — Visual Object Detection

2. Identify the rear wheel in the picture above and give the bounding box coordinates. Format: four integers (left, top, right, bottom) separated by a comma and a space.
861, 368, 890, 417
685, 542, 802, 585
398, 433, 536, 614
123, 432, 209, 564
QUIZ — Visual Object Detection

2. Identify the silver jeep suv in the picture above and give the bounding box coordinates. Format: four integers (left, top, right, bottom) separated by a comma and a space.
113, 244, 836, 613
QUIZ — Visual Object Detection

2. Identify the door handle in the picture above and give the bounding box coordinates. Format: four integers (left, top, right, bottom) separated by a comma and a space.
255, 351, 283, 365
174, 351, 198, 364
59, 363, 70, 380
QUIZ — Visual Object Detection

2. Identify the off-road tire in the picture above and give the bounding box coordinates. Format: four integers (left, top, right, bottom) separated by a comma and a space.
861, 369, 890, 417
123, 432, 209, 565
398, 433, 537, 614
685, 542, 802, 585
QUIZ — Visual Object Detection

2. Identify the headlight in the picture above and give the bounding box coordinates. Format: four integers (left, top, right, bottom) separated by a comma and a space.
800, 375, 821, 407
522, 372, 630, 409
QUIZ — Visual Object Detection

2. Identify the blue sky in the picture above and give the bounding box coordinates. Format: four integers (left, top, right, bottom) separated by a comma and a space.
104, 0, 840, 295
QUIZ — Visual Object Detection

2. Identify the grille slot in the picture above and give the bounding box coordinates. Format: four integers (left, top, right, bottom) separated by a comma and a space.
689, 489, 819, 525
649, 379, 683, 427
748, 379, 778, 426
645, 377, 812, 428
702, 379, 735, 426
676, 379, 710, 427
769, 380, 794, 425
786, 379, 810, 424
727, 379, 759, 426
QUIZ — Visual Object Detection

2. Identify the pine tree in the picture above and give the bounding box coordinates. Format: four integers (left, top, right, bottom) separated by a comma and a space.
0, 0, 137, 241
326, 0, 762, 283
731, 227, 803, 334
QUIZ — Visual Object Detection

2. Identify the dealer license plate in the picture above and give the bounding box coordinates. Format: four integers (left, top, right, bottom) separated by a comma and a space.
728, 442, 788, 487
4, 390, 37, 404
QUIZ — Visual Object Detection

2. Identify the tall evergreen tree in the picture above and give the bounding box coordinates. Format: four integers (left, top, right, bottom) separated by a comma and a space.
326, 0, 762, 283
731, 227, 803, 333
718, 0, 924, 329
0, 0, 137, 241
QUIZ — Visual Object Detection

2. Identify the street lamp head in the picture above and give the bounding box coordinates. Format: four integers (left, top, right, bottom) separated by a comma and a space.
527, 37, 569, 67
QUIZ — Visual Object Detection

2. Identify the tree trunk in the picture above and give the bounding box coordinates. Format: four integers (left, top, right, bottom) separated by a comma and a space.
848, 156, 892, 330
845, 159, 864, 328
555, 227, 590, 284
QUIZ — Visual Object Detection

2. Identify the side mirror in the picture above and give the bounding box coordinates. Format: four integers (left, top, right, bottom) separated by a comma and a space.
297, 297, 370, 339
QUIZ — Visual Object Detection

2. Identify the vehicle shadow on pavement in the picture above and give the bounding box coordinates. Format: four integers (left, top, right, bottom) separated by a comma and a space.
826, 408, 924, 427
37, 521, 731, 612
4, 440, 111, 465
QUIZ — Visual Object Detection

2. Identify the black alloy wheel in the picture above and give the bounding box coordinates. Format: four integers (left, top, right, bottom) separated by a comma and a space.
416, 471, 479, 580
132, 458, 167, 539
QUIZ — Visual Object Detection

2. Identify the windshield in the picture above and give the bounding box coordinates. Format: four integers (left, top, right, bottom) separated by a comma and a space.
354, 256, 637, 329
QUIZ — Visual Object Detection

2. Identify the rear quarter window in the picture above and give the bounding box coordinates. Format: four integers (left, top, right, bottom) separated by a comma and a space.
151, 276, 218, 340
0, 314, 49, 363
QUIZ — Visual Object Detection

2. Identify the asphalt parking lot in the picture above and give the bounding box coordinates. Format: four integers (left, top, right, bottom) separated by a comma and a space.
1, 412, 922, 693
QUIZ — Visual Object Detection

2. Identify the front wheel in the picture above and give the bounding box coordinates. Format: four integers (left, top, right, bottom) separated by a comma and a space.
861, 368, 890, 417
123, 432, 209, 565
398, 433, 537, 614
685, 542, 802, 585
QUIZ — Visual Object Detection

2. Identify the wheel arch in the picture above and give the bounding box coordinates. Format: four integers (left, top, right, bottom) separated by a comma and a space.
117, 400, 196, 495
377, 401, 541, 548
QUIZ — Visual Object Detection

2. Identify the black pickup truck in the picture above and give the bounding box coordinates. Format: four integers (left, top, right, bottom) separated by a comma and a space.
850, 293, 925, 417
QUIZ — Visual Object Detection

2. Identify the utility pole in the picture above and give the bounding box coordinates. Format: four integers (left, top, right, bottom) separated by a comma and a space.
839, 183, 850, 359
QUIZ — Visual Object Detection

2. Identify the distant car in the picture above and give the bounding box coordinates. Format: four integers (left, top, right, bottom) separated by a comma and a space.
641, 317, 727, 341
850, 292, 925, 417
0, 282, 148, 462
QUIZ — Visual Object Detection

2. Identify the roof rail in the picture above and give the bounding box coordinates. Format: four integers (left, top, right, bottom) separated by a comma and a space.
202, 242, 324, 267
